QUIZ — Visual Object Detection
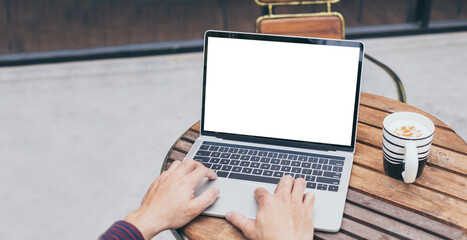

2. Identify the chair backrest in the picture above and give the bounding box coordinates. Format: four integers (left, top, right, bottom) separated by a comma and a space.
255, 0, 345, 39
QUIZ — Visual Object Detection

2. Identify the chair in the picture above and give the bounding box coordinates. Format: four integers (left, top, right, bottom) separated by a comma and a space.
254, 0, 407, 103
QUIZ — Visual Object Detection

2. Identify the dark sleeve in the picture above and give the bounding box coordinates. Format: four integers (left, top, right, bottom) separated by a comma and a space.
99, 220, 145, 240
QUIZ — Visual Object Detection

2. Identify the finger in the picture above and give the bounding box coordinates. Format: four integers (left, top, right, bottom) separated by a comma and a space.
275, 175, 294, 196
226, 211, 256, 239
254, 188, 270, 205
292, 178, 306, 201
180, 159, 201, 173
189, 165, 217, 186
189, 187, 220, 215
166, 160, 182, 173
303, 191, 316, 208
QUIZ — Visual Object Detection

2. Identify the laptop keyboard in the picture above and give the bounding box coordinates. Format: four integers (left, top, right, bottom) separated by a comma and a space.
193, 141, 344, 192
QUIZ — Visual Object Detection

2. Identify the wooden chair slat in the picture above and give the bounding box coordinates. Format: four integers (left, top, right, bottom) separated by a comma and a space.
346, 190, 466, 240
356, 122, 467, 175
168, 149, 186, 162
183, 129, 199, 143
349, 165, 467, 230
182, 216, 245, 240
354, 142, 467, 200
360, 93, 451, 130
314, 231, 358, 240
259, 16, 343, 39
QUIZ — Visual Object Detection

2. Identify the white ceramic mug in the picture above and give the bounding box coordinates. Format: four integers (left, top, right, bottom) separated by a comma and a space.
382, 112, 435, 183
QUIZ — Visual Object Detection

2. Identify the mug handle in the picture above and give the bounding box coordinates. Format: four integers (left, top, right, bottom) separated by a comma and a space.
402, 141, 418, 183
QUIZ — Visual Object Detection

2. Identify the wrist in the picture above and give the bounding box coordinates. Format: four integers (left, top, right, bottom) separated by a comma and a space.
125, 209, 167, 240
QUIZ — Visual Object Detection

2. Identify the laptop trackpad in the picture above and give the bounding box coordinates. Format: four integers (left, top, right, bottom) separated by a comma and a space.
194, 177, 277, 219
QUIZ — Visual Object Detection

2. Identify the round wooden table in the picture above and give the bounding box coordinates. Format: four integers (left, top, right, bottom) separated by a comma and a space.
162, 93, 467, 240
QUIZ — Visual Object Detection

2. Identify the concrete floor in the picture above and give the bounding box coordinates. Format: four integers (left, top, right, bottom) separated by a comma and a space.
0, 31, 466, 240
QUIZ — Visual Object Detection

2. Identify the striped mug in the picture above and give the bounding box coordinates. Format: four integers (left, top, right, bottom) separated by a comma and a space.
382, 112, 435, 183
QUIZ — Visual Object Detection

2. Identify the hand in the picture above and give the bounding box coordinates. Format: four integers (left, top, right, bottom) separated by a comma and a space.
125, 159, 219, 240
226, 175, 315, 240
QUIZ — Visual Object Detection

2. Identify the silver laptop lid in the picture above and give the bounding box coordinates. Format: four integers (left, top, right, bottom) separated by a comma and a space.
201, 31, 364, 152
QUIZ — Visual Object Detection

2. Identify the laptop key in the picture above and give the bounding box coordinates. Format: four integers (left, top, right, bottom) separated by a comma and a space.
313, 170, 323, 176
199, 145, 210, 150
228, 148, 239, 153
229, 173, 280, 185
240, 161, 250, 167
298, 156, 308, 161
305, 176, 316, 182
268, 152, 278, 158
278, 153, 287, 159
323, 171, 341, 179
308, 157, 318, 163
301, 162, 311, 168
295, 174, 305, 179
329, 160, 344, 166
328, 185, 339, 192
231, 154, 240, 160
194, 156, 210, 162
291, 161, 300, 167
209, 146, 219, 151
317, 177, 340, 185
306, 182, 317, 189
284, 172, 294, 177
238, 149, 249, 154
253, 169, 263, 175
242, 168, 253, 174
302, 169, 312, 175
196, 150, 211, 156
260, 163, 271, 169
271, 165, 280, 170
230, 160, 240, 166
222, 165, 232, 171
288, 155, 298, 160
263, 170, 273, 176
212, 164, 222, 170
217, 171, 229, 178
251, 162, 260, 168
248, 150, 258, 155
220, 159, 230, 165
240, 155, 250, 160
281, 160, 291, 165
211, 152, 221, 157
273, 171, 284, 178
219, 147, 229, 152
258, 151, 268, 156
292, 167, 301, 173
271, 159, 280, 164
318, 158, 329, 164
251, 156, 260, 162
221, 153, 231, 158
232, 166, 242, 172
209, 158, 220, 163
281, 166, 291, 172
260, 157, 271, 163
317, 184, 328, 191
312, 164, 322, 169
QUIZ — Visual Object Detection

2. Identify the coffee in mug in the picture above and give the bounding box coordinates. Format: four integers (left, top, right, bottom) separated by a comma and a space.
382, 112, 435, 183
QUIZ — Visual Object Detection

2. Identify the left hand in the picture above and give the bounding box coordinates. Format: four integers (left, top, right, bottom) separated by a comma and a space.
125, 159, 219, 240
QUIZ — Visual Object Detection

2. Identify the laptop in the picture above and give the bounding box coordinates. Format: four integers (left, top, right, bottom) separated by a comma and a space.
184, 30, 364, 232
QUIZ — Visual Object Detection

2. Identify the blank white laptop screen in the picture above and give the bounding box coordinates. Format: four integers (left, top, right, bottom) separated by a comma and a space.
204, 36, 361, 147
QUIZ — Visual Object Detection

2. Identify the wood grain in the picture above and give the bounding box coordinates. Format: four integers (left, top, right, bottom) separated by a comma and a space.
259, 15, 343, 39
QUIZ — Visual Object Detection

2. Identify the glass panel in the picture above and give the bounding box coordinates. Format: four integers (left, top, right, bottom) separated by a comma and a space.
431, 0, 467, 21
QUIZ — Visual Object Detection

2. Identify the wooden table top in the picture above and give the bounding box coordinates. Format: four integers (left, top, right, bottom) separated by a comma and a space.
162, 93, 467, 240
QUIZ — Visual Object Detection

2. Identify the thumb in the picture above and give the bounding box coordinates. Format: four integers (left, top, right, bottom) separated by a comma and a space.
226, 211, 256, 239
190, 188, 219, 215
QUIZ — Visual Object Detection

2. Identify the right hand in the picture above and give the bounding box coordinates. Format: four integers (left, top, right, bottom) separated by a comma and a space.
226, 175, 315, 240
